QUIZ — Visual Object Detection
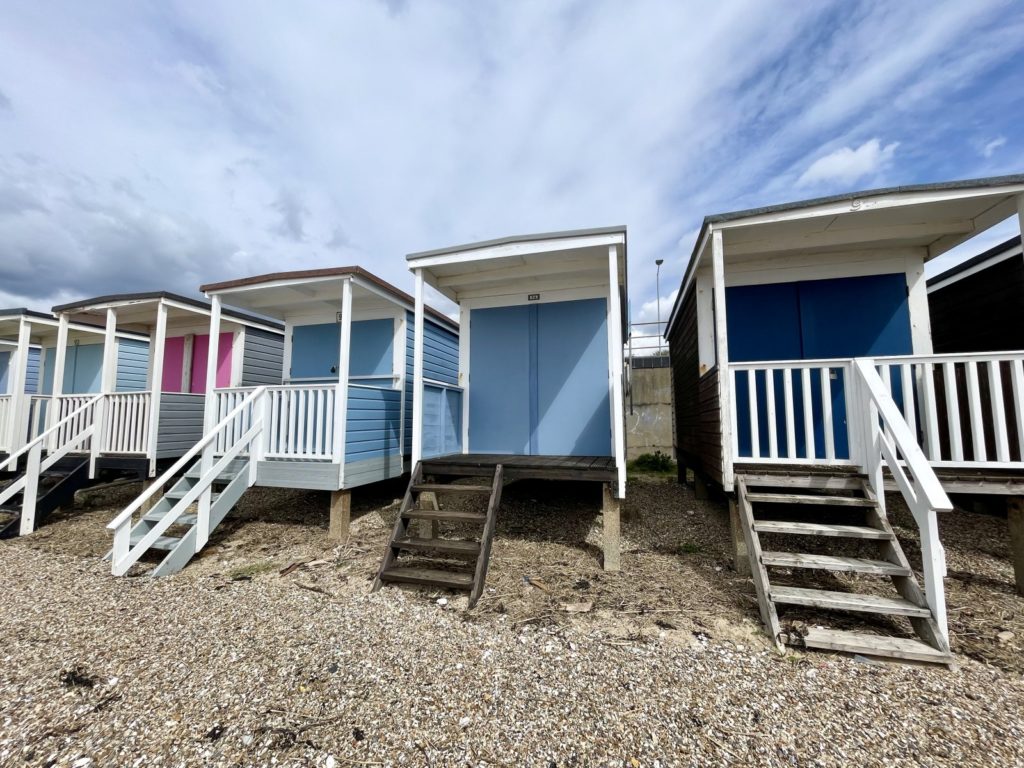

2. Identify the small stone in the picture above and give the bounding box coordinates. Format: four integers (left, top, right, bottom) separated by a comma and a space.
458, 716, 472, 729
436, 598, 448, 607
997, 630, 1015, 644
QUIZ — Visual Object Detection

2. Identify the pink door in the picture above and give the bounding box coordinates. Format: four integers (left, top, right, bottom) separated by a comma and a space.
190, 333, 234, 393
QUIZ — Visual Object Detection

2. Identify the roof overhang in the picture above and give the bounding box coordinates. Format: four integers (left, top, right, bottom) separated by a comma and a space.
927, 235, 1023, 293
200, 267, 458, 332
51, 291, 283, 335
666, 174, 1024, 336
406, 227, 628, 322
0, 309, 147, 345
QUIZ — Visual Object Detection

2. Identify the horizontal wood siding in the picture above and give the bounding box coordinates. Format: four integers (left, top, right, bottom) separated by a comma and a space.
929, 255, 1024, 353
155, 393, 205, 458
241, 329, 285, 386
405, 313, 459, 454
24, 347, 41, 394
346, 386, 401, 465
668, 284, 723, 486
257, 459, 341, 490
116, 339, 150, 392
344, 453, 405, 489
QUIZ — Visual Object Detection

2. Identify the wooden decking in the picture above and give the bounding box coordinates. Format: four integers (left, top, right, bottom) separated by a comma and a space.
423, 454, 617, 483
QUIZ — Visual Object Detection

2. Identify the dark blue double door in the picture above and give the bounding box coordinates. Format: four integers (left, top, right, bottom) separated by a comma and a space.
468, 298, 611, 456
727, 273, 913, 459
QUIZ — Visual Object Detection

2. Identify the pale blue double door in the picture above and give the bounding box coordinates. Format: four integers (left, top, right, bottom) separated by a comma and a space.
469, 298, 611, 457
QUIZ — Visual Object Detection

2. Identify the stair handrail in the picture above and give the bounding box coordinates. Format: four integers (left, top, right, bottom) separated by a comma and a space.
107, 385, 268, 532
107, 386, 268, 576
0, 393, 103, 474
851, 357, 952, 640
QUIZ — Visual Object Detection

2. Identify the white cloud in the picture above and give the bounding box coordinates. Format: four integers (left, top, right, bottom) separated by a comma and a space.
797, 139, 899, 188
982, 136, 1007, 158
0, 0, 1017, 324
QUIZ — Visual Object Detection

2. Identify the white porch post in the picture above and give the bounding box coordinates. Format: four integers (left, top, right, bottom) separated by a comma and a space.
91, 308, 117, 476
334, 277, 353, 486
607, 244, 627, 498
411, 269, 425, 467
711, 230, 733, 491
197, 295, 221, 550
47, 315, 69, 446
146, 301, 168, 477
7, 318, 31, 453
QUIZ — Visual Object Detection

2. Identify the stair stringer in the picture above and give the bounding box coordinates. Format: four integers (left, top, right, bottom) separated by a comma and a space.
151, 464, 253, 577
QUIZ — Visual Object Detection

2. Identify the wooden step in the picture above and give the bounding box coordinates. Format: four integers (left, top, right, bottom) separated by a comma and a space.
379, 566, 474, 590
130, 532, 181, 551
738, 473, 865, 491
412, 484, 492, 494
754, 521, 892, 540
746, 492, 875, 508
165, 490, 220, 504
770, 586, 931, 617
761, 551, 912, 576
403, 508, 487, 523
142, 511, 198, 526
393, 537, 481, 556
802, 627, 952, 664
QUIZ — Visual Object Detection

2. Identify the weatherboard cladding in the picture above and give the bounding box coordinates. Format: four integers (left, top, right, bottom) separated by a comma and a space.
24, 348, 41, 394
241, 328, 285, 386
404, 312, 459, 453
116, 339, 150, 392
155, 393, 205, 458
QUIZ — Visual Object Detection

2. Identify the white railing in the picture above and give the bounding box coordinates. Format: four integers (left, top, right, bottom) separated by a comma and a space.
108, 386, 268, 576
850, 359, 952, 641
0, 394, 103, 536
100, 392, 151, 454
215, 384, 340, 460
27, 396, 49, 443
52, 395, 99, 452
0, 395, 12, 452
874, 352, 1024, 470
730, 360, 854, 465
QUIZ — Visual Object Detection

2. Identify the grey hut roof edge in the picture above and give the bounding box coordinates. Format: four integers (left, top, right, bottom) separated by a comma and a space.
200, 266, 458, 332
0, 307, 56, 321
50, 291, 284, 332
664, 173, 1024, 338
926, 235, 1023, 288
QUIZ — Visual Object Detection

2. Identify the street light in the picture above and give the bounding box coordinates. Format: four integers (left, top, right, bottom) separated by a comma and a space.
655, 259, 664, 355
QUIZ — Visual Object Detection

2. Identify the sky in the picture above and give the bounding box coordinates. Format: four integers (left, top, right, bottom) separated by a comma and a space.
0, 0, 1022, 353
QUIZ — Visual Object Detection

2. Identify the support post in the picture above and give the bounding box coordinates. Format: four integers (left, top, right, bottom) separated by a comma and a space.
411, 269, 425, 467
694, 472, 710, 500
418, 490, 440, 539
711, 229, 734, 492
146, 301, 168, 477
197, 296, 222, 550
607, 245, 627, 498
329, 489, 351, 542
729, 498, 751, 576
602, 483, 621, 572
334, 277, 353, 486
1008, 497, 1024, 596
139, 477, 158, 514
7, 318, 31, 453
91, 308, 118, 477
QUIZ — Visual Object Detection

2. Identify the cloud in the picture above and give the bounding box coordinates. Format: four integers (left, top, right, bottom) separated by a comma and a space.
797, 138, 899, 187
981, 136, 1007, 158
0, 0, 1018, 320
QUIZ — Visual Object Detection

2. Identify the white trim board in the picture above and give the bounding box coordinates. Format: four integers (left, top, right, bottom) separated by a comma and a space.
928, 245, 1024, 293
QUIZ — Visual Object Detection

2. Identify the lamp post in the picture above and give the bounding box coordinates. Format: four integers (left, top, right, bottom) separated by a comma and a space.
655, 259, 664, 355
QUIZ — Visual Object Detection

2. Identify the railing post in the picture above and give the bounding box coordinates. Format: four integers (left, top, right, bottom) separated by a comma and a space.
250, 389, 268, 485
18, 441, 41, 536
89, 397, 103, 478
919, 508, 948, 642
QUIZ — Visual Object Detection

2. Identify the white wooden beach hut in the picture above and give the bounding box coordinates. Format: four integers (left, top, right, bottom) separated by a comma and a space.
105, 268, 459, 579
665, 174, 1024, 662
373, 227, 628, 606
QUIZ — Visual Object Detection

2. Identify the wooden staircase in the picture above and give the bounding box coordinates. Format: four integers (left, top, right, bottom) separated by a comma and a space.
0, 456, 93, 538
736, 473, 952, 665
373, 461, 503, 607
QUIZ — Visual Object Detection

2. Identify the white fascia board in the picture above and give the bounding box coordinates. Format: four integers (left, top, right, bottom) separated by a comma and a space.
715, 186, 1024, 231
666, 226, 711, 335
408, 232, 625, 271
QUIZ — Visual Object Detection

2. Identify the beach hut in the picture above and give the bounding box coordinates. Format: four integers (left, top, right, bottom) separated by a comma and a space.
0, 308, 149, 536
105, 268, 458, 579
665, 174, 1024, 662
928, 235, 1024, 354
381, 227, 628, 605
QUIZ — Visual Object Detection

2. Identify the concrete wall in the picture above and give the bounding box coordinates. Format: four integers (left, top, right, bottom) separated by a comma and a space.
626, 365, 674, 460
